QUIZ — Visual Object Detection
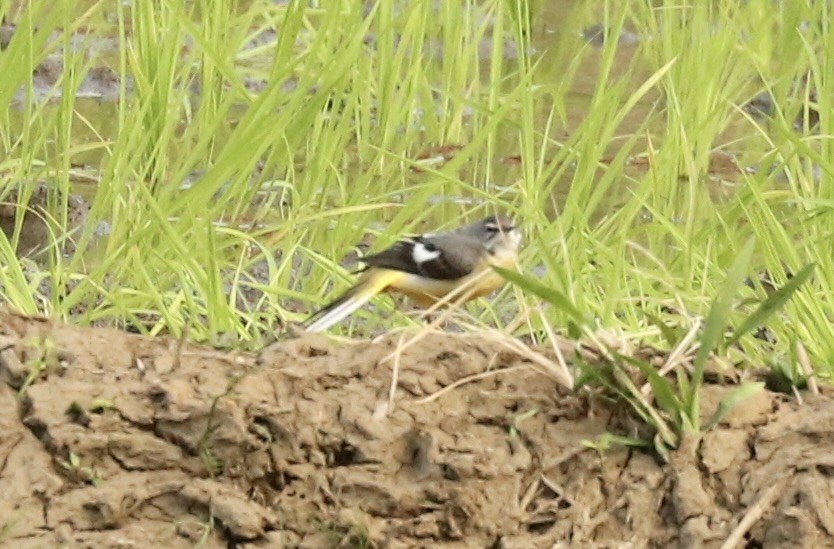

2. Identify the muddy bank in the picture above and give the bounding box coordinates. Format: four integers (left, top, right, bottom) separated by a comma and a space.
0, 311, 831, 547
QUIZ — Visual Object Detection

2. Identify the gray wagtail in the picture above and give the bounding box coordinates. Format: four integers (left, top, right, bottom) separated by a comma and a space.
304, 215, 522, 332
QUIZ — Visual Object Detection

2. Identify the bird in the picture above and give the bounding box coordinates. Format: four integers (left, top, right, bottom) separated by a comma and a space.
303, 215, 522, 332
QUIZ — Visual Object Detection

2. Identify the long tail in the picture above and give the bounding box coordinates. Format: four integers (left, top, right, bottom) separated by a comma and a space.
303, 269, 402, 332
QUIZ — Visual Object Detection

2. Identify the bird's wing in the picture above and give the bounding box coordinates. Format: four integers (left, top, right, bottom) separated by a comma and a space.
360, 234, 481, 280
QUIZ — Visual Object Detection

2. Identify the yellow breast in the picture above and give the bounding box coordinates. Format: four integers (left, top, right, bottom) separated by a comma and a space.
386, 250, 517, 307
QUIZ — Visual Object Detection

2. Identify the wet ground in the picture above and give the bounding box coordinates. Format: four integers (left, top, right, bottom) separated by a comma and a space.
1, 311, 832, 547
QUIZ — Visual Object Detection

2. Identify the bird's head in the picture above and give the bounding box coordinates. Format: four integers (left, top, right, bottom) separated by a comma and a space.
468, 215, 521, 254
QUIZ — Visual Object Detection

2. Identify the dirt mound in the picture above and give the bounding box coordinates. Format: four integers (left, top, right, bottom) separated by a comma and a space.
0, 311, 832, 547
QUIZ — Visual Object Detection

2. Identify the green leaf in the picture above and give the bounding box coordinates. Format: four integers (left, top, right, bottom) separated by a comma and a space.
493, 266, 587, 325
609, 361, 679, 449
643, 311, 685, 347
582, 433, 652, 452
728, 263, 815, 346
685, 236, 756, 429
90, 399, 116, 413
619, 354, 682, 418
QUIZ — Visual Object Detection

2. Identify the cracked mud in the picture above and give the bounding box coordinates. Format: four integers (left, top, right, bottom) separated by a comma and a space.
0, 311, 832, 547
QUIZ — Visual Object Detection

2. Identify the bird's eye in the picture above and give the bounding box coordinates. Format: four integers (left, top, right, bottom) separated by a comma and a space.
485, 223, 499, 233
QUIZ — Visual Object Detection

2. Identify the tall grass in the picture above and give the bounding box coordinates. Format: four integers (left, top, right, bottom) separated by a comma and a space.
0, 0, 832, 391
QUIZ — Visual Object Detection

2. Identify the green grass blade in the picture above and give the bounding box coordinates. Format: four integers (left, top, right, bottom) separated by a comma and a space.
728, 263, 816, 346
493, 266, 586, 326
684, 236, 756, 431
618, 354, 683, 421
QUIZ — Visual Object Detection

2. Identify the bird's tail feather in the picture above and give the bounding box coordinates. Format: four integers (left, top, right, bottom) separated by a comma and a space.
303, 269, 401, 332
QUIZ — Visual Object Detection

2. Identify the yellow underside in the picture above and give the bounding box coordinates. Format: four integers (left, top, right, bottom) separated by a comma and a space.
363, 252, 517, 308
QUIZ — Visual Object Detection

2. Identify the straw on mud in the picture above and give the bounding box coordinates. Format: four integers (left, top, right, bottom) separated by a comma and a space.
386, 333, 405, 413
537, 308, 575, 388
491, 330, 574, 389
720, 481, 783, 549
414, 364, 526, 405
641, 317, 701, 397
518, 475, 540, 513
580, 495, 627, 533
791, 385, 803, 406
538, 473, 570, 505
795, 340, 819, 396
450, 317, 577, 389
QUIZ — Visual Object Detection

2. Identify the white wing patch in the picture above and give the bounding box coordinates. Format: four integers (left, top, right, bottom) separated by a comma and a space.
412, 242, 442, 264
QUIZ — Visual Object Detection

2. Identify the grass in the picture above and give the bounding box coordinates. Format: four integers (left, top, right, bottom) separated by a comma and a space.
1, 1, 833, 446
